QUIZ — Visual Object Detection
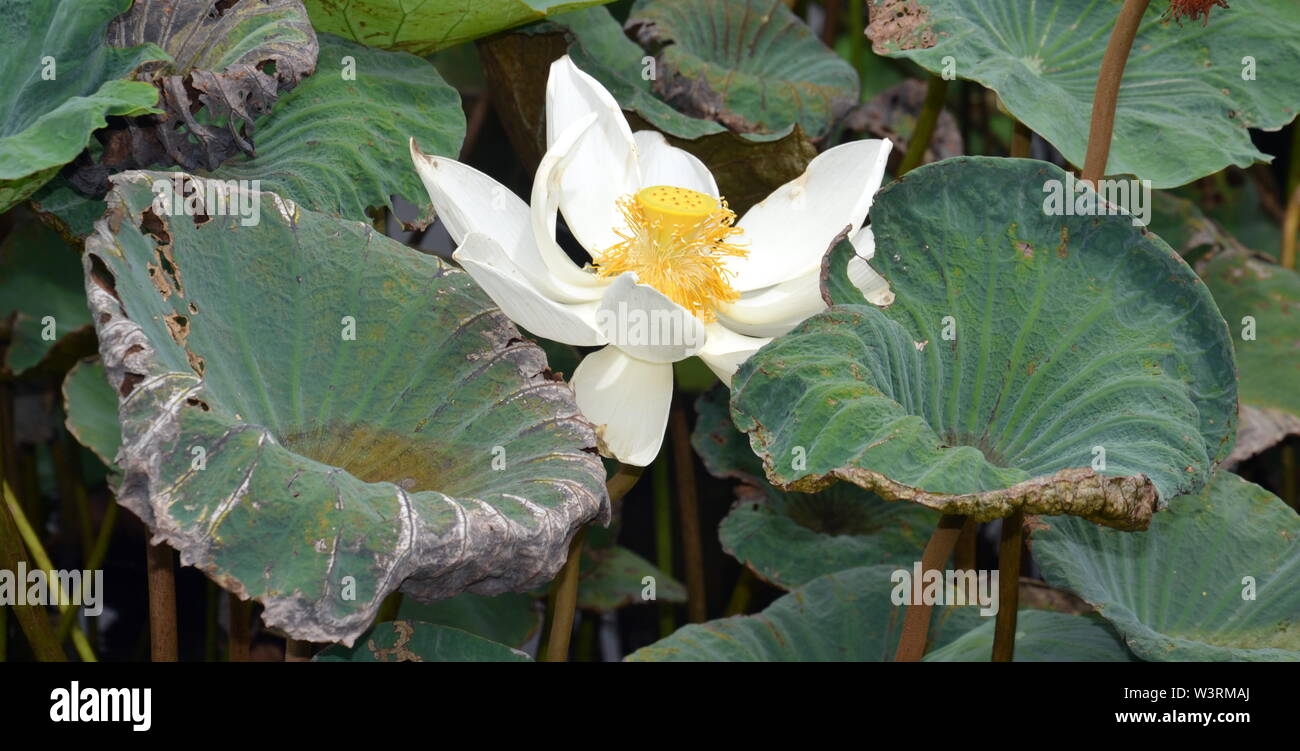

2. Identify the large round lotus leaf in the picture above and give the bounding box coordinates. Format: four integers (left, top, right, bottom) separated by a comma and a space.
92, 0, 317, 178
866, 0, 1300, 188
1032, 471, 1300, 661
0, 216, 94, 376
314, 620, 531, 662
1200, 250, 1300, 463
731, 158, 1238, 531
693, 387, 934, 590
302, 0, 617, 55
189, 33, 465, 227
624, 0, 859, 138
0, 0, 166, 212
32, 34, 465, 239
63, 358, 122, 471
397, 592, 539, 648
578, 543, 685, 611
625, 564, 985, 661
923, 610, 1135, 662
83, 171, 609, 646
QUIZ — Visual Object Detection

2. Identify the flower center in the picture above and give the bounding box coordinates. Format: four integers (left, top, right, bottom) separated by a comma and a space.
595, 185, 747, 321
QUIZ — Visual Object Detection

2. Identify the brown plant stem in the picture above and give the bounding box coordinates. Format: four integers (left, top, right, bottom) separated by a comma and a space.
1082, 0, 1151, 184
894, 514, 971, 661
285, 638, 314, 661
897, 75, 949, 176
228, 594, 251, 662
147, 540, 177, 661
542, 463, 644, 662
652, 453, 675, 637
1011, 119, 1032, 159
670, 406, 706, 622
991, 511, 1025, 662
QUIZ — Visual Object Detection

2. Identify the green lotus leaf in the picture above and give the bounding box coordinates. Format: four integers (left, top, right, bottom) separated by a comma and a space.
623, 0, 859, 138
83, 171, 609, 645
1201, 250, 1300, 463
625, 564, 985, 661
694, 387, 934, 590
866, 0, 1300, 188
578, 544, 685, 612
31, 33, 463, 237
29, 178, 105, 245
303, 0, 617, 55
731, 158, 1238, 530
397, 592, 539, 648
478, 5, 819, 213
185, 33, 465, 227
314, 620, 531, 661
87, 0, 317, 179
923, 610, 1136, 662
1032, 471, 1300, 661
0, 214, 94, 376
62, 358, 122, 471
1147, 191, 1242, 262
0, 0, 166, 212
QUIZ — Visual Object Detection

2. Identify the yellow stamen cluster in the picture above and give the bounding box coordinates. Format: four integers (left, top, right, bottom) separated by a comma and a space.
595, 185, 747, 321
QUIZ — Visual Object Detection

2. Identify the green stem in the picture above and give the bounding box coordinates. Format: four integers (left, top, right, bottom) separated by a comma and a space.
897, 75, 949, 176
894, 514, 969, 662
848, 0, 865, 80
653, 455, 675, 637
542, 463, 644, 662
0, 478, 64, 661
57, 499, 117, 642
670, 406, 706, 622
725, 567, 755, 616
991, 511, 1024, 662
3, 479, 95, 661
1082, 0, 1151, 184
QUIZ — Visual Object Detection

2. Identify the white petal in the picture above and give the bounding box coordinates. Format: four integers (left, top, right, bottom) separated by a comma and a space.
545, 56, 641, 255
717, 266, 825, 338
595, 273, 705, 363
529, 113, 617, 297
697, 323, 772, 387
633, 130, 717, 196
725, 138, 893, 292
571, 346, 673, 466
453, 233, 606, 347
847, 225, 894, 305
410, 139, 599, 304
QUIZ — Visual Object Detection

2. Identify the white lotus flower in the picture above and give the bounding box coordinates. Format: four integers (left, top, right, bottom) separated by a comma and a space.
410, 56, 891, 466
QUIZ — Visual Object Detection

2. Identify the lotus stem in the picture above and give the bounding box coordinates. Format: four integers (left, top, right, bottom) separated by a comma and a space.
848, 0, 865, 77
1282, 182, 1299, 270
57, 499, 117, 642
652, 453, 676, 637
542, 462, 644, 662
991, 511, 1025, 662
1011, 119, 1031, 159
897, 75, 949, 176
1082, 0, 1151, 185
228, 594, 251, 661
671, 406, 707, 622
285, 638, 314, 661
3, 479, 96, 661
146, 540, 178, 661
725, 567, 756, 616
894, 514, 971, 661
0, 477, 64, 661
